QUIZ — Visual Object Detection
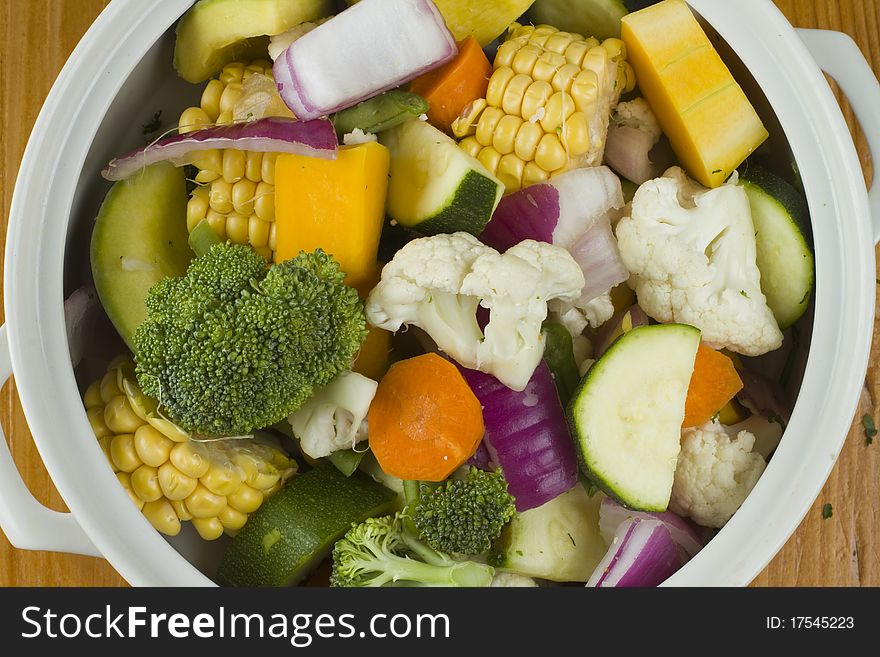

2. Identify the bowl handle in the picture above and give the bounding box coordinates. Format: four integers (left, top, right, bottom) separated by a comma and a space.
0, 324, 101, 557
798, 28, 880, 244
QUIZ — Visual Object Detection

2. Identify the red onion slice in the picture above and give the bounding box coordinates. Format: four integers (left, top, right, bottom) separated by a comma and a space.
587, 517, 683, 587
273, 0, 457, 120
102, 117, 338, 181
459, 362, 579, 511
64, 285, 100, 367
598, 496, 703, 558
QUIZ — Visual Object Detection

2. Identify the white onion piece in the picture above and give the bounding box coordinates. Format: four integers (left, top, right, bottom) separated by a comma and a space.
549, 166, 625, 248
64, 285, 100, 367
598, 496, 703, 557
604, 124, 663, 185
569, 218, 630, 303
273, 0, 456, 120
587, 518, 683, 587
102, 117, 337, 181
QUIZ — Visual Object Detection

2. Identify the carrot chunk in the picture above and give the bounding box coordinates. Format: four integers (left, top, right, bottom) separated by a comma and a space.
683, 344, 744, 427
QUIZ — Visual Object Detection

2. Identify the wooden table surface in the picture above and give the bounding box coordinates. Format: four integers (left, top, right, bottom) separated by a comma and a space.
1, 0, 878, 587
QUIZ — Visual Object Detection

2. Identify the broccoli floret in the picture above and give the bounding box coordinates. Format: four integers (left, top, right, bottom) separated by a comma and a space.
330, 513, 494, 587
412, 467, 516, 555
134, 243, 366, 436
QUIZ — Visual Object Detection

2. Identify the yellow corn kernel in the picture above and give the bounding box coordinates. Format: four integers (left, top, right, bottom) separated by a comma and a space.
486, 66, 515, 108
170, 441, 211, 479
84, 381, 103, 409
551, 63, 581, 94
514, 120, 544, 161
185, 483, 227, 519
110, 434, 142, 473
209, 179, 233, 214
268, 222, 277, 252
200, 79, 225, 121
195, 168, 220, 184
511, 43, 543, 76
99, 369, 122, 404
178, 107, 212, 134
501, 74, 534, 117
624, 62, 637, 93
520, 80, 553, 123
496, 153, 526, 191
190, 149, 222, 175
562, 40, 591, 67
253, 181, 275, 221
232, 179, 257, 215
601, 37, 626, 61
226, 483, 263, 514
219, 81, 243, 116
532, 51, 567, 82
226, 213, 249, 244
451, 98, 487, 138
245, 151, 264, 182
222, 149, 246, 183
158, 461, 198, 500
170, 498, 192, 522
570, 69, 599, 114
116, 472, 145, 511
142, 499, 181, 536
200, 461, 244, 497
529, 25, 557, 48
133, 424, 174, 468
494, 38, 522, 68
205, 209, 227, 240
216, 110, 233, 125
477, 146, 502, 173
581, 48, 610, 90
104, 396, 143, 434
523, 161, 551, 187
253, 246, 273, 260
186, 186, 210, 232
562, 111, 591, 156
459, 136, 482, 158
545, 32, 575, 55
218, 506, 248, 532
535, 133, 568, 171
493, 114, 524, 155
248, 216, 270, 248
192, 517, 224, 541
475, 106, 505, 147
131, 465, 163, 503
87, 407, 111, 439
97, 436, 116, 471
257, 154, 275, 186
219, 62, 245, 86
540, 92, 575, 133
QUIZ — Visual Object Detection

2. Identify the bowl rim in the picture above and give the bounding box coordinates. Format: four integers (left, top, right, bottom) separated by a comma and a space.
3, 0, 875, 587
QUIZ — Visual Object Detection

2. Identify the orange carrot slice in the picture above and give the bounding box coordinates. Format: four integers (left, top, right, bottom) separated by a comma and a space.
409, 36, 493, 134
367, 353, 484, 481
683, 344, 744, 427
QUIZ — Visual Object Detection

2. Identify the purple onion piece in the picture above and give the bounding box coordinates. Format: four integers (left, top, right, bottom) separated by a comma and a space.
459, 362, 578, 511
273, 0, 457, 120
598, 496, 703, 557
102, 117, 338, 181
735, 368, 792, 425
594, 305, 649, 358
64, 285, 100, 367
480, 182, 559, 252
467, 441, 493, 471
587, 518, 684, 587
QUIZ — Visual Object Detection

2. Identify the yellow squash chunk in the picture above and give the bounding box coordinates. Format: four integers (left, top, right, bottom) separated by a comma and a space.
621, 0, 768, 187
274, 142, 390, 289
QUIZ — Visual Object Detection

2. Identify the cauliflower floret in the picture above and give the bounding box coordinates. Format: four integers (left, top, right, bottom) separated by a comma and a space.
366, 233, 584, 391
287, 371, 377, 459
615, 167, 783, 356
490, 572, 539, 587
268, 19, 329, 60
669, 422, 767, 528
613, 98, 662, 142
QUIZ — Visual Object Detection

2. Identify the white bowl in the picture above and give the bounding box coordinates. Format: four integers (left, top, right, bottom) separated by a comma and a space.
1, 0, 878, 586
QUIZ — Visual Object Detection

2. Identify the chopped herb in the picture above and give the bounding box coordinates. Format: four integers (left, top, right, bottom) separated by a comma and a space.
739, 290, 749, 299
821, 503, 833, 519
767, 412, 787, 430
141, 110, 163, 136
799, 290, 810, 305
711, 411, 720, 423
876, 278, 880, 285
567, 532, 576, 547
515, 549, 524, 557
711, 169, 722, 174
862, 414, 877, 445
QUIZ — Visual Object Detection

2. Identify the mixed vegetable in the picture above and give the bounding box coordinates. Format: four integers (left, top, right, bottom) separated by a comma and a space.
73, 0, 814, 587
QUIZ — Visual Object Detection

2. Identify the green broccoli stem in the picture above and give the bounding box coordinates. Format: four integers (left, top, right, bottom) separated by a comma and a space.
331, 90, 429, 138
384, 554, 494, 587
188, 218, 221, 257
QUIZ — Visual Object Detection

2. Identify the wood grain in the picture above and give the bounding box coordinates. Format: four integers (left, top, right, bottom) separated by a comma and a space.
0, 0, 878, 586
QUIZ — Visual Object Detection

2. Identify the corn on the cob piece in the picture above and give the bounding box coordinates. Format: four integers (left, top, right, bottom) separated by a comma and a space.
83, 358, 296, 540
453, 23, 635, 192
178, 61, 280, 260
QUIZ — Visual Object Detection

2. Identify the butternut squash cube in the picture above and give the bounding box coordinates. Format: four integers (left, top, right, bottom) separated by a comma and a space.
621, 0, 768, 187
274, 141, 390, 289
